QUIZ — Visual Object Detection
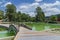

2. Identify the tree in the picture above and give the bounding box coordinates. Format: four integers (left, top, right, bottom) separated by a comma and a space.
35, 7, 45, 22
21, 13, 30, 22
30, 17, 35, 22
14, 11, 31, 22
5, 4, 16, 22
16, 11, 22, 22
8, 25, 18, 36
56, 14, 60, 21
50, 15, 57, 22
0, 10, 4, 20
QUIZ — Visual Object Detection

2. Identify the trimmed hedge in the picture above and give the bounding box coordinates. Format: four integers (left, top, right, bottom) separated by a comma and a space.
8, 25, 18, 36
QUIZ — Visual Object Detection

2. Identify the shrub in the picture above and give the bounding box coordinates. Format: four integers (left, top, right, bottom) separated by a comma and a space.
8, 25, 18, 36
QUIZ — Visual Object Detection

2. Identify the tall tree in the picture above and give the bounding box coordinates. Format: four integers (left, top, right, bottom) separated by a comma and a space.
50, 15, 57, 22
16, 11, 22, 22
56, 14, 60, 21
0, 10, 4, 20
5, 4, 16, 22
35, 7, 45, 22
21, 13, 30, 22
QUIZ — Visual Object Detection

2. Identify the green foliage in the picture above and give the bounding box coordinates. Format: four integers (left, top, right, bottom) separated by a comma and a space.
5, 4, 16, 22
5, 4, 34, 22
0, 3, 60, 22
56, 14, 60, 21
20, 13, 30, 22
0, 26, 8, 31
29, 17, 35, 22
35, 7, 45, 22
0, 4, 46, 22
6, 4, 16, 13
25, 22, 60, 31
0, 10, 4, 20
50, 15, 57, 21
16, 11, 21, 22
8, 25, 17, 36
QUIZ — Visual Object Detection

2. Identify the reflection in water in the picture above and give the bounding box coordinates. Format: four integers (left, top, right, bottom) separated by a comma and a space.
44, 26, 50, 30
0, 31, 8, 38
32, 26, 36, 31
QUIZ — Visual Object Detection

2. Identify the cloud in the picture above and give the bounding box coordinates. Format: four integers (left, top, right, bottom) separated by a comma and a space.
19, 2, 39, 9
0, 2, 3, 5
40, 1, 60, 16
17, 0, 60, 16
0, 0, 9, 7
28, 12, 35, 17
35, 0, 43, 2
4, 2, 12, 7
19, 5, 28, 9
30, 2, 39, 7
17, 2, 40, 17
44, 8, 60, 16
40, 1, 60, 9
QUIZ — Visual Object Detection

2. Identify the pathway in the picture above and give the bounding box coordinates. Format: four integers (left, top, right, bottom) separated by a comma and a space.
14, 27, 60, 40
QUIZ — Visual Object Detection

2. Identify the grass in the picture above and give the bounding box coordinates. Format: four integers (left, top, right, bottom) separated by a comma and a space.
0, 27, 8, 31
25, 22, 60, 31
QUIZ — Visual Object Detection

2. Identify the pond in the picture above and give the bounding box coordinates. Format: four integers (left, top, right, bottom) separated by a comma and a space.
0, 26, 9, 38
25, 22, 60, 31
0, 25, 16, 40
0, 25, 16, 38
0, 31, 9, 38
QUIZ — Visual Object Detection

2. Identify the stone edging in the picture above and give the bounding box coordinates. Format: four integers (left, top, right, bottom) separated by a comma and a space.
0, 36, 14, 40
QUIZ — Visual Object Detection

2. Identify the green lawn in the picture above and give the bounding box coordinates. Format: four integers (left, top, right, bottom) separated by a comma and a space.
25, 22, 60, 31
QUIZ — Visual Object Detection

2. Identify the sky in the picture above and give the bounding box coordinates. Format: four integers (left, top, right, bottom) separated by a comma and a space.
0, 0, 60, 16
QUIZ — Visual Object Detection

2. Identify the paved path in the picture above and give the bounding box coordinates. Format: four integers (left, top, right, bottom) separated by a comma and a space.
14, 27, 60, 40
0, 24, 19, 30
18, 36, 60, 40
0, 24, 10, 27
1, 24, 60, 40
14, 27, 31, 40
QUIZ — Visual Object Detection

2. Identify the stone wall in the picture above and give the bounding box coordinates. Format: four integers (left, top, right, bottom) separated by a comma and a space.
0, 36, 14, 40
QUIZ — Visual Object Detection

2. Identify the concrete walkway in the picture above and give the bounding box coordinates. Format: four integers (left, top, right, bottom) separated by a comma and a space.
15, 36, 60, 40
1, 24, 60, 40
14, 27, 31, 40
14, 27, 60, 40
0, 24, 10, 27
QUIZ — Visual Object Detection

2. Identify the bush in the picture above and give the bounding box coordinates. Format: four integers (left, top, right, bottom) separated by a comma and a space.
8, 25, 18, 36
48, 21, 57, 24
